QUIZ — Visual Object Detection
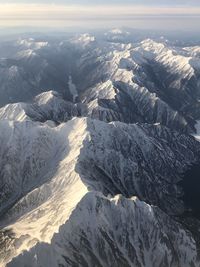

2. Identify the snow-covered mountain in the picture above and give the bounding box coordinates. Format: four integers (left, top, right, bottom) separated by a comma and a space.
8, 193, 198, 267
78, 38, 200, 132
0, 117, 200, 266
0, 91, 85, 123
1, 30, 200, 267
1, 35, 200, 131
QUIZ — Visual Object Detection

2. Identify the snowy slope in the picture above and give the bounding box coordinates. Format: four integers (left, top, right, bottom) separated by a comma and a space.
8, 192, 199, 267
77, 37, 200, 132
0, 118, 89, 266
77, 119, 200, 215
193, 120, 200, 142
0, 91, 86, 123
0, 117, 200, 266
82, 79, 191, 132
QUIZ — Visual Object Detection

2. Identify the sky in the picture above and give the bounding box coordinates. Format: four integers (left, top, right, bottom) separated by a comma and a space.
0, 0, 200, 31
1, 0, 200, 5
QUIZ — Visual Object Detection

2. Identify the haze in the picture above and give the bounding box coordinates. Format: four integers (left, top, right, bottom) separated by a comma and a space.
0, 0, 200, 32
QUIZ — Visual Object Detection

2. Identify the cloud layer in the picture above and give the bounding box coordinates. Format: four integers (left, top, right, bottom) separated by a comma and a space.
0, 3, 200, 30
1, 3, 200, 19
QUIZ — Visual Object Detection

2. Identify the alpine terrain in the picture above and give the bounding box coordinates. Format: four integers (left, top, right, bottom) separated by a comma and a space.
0, 30, 200, 267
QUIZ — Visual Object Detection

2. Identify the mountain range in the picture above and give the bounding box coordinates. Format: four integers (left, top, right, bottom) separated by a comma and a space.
1, 29, 200, 267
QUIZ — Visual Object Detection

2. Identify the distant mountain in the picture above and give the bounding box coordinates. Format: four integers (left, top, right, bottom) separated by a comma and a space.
1, 35, 200, 131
